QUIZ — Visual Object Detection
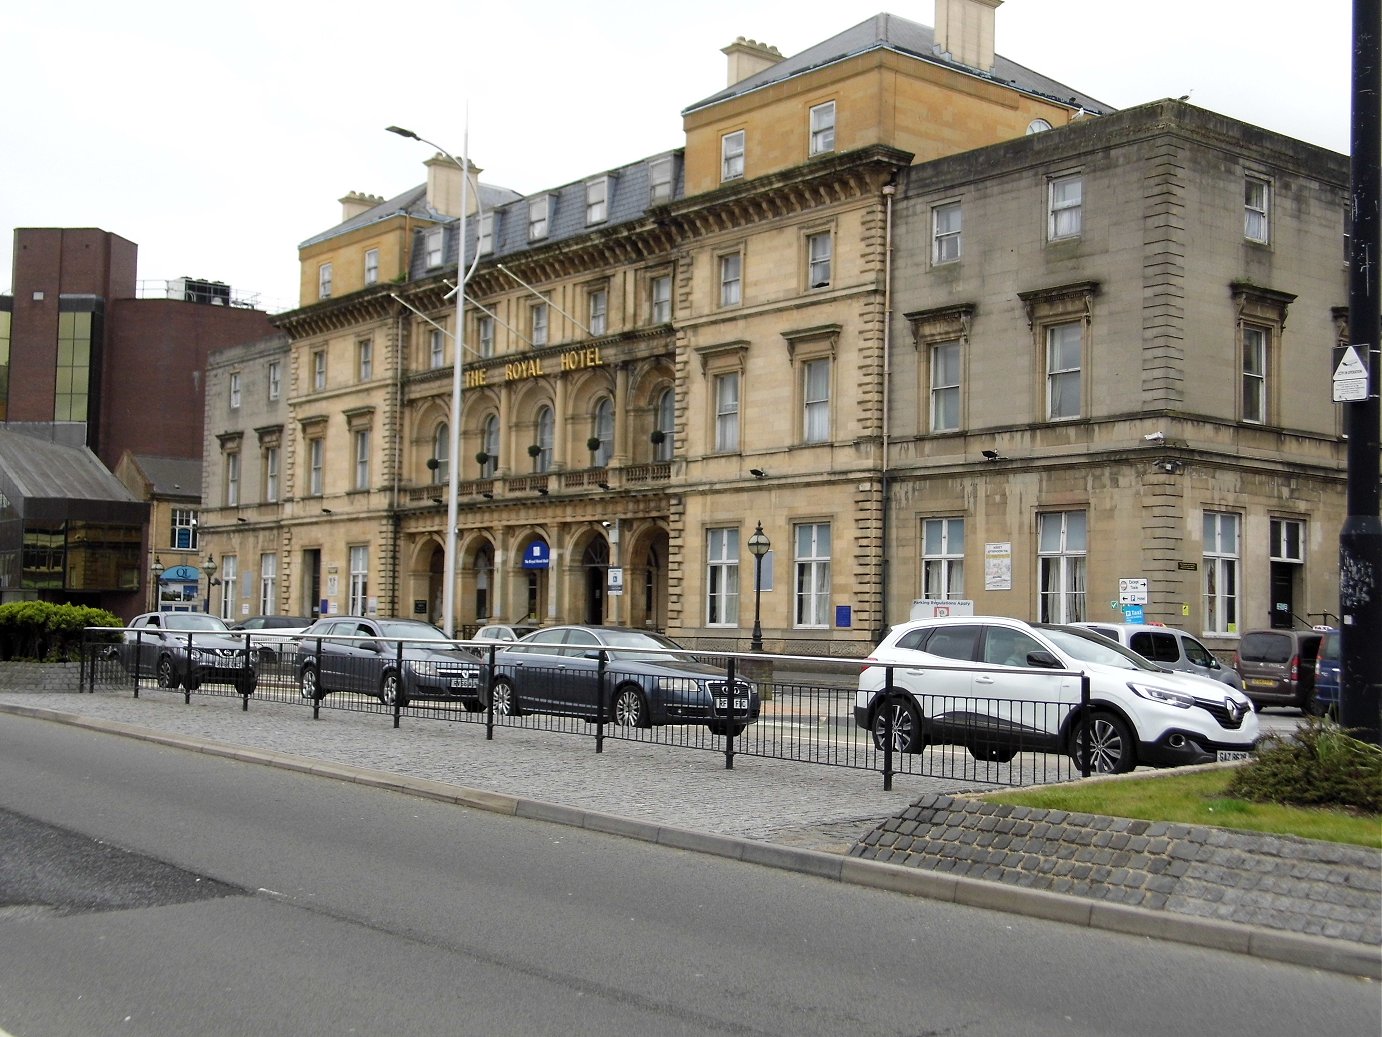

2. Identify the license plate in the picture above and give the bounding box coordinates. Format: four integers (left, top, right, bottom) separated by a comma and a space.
1245, 678, 1276, 689
450, 677, 478, 689
715, 696, 749, 710
1217, 750, 1250, 762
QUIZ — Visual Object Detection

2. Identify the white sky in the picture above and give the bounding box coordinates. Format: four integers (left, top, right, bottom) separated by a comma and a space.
1, 1, 1355, 313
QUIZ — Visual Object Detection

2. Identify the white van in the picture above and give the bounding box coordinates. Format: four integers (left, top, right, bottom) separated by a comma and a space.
1074, 622, 1242, 690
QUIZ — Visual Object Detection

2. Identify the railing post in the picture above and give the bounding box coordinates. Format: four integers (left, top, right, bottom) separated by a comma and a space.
723, 657, 737, 770
594, 649, 608, 754
1080, 672, 1091, 779
483, 643, 496, 741
183, 631, 193, 704
393, 638, 404, 729
881, 663, 895, 792
311, 636, 323, 720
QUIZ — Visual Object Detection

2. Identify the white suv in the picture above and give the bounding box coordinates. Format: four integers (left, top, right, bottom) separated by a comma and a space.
853, 616, 1258, 773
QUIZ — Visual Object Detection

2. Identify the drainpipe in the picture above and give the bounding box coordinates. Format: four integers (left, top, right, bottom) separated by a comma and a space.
877, 180, 896, 645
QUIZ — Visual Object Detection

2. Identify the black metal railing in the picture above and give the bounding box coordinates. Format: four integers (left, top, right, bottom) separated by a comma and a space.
81, 628, 1100, 789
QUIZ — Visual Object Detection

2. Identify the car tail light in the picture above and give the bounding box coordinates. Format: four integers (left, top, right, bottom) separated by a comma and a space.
1289, 654, 1299, 682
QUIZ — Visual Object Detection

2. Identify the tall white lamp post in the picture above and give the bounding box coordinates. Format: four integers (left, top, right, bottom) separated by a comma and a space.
387, 124, 476, 637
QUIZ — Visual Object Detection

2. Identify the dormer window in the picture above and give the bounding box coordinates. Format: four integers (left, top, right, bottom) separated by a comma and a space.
586, 177, 608, 225
721, 131, 745, 181
529, 196, 550, 241
478, 212, 494, 255
425, 228, 443, 267
649, 156, 674, 204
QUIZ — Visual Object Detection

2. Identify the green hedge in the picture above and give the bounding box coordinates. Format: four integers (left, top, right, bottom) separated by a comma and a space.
0, 601, 123, 662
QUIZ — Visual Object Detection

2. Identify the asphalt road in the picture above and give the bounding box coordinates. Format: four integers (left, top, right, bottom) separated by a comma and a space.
0, 712, 1376, 1037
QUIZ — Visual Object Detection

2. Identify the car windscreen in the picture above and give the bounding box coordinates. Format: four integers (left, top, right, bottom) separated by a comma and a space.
162, 615, 233, 632
596, 630, 700, 663
1040, 626, 1161, 671
376, 621, 459, 649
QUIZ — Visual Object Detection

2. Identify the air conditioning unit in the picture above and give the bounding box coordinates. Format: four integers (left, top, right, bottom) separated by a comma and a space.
168, 277, 232, 305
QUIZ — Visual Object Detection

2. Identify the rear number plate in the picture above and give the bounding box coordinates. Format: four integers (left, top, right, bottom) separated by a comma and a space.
1217, 750, 1250, 762
1245, 678, 1276, 689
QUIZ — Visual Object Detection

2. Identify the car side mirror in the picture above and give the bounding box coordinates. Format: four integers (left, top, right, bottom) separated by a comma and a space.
1027, 650, 1062, 669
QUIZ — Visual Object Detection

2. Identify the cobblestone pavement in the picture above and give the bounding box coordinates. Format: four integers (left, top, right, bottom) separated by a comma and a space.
854, 794, 1382, 947
2, 686, 1378, 977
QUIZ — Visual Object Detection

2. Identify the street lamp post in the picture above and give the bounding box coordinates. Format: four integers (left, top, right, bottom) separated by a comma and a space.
202, 554, 218, 614
747, 522, 771, 653
150, 554, 165, 613
387, 123, 477, 638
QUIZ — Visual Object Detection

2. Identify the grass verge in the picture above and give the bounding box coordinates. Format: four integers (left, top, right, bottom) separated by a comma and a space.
977, 767, 1381, 849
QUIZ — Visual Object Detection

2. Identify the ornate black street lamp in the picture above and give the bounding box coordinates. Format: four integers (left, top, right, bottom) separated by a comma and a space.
747, 521, 771, 652
202, 554, 218, 614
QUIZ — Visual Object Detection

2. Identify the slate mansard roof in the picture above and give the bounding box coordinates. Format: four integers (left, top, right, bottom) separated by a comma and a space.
409, 149, 686, 280
683, 12, 1111, 116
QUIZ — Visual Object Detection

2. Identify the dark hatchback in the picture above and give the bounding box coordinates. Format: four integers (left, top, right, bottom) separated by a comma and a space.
488, 625, 760, 734
295, 617, 482, 709
118, 611, 256, 694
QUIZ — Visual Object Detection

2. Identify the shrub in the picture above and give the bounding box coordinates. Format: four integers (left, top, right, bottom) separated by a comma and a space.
0, 601, 123, 661
1227, 717, 1382, 814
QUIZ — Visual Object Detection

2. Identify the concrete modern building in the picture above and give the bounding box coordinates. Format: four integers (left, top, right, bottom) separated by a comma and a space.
195, 1, 1356, 661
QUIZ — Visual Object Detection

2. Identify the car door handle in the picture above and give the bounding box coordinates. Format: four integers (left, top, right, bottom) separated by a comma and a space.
976, 675, 997, 685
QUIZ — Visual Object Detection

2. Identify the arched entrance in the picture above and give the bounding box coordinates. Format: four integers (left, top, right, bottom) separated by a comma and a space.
582, 538, 608, 625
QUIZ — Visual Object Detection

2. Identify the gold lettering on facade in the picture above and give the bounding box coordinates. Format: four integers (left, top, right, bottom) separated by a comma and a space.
504, 358, 544, 381
464, 368, 489, 389
560, 347, 603, 372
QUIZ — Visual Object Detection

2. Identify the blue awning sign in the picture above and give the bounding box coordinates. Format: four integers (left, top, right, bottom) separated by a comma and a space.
522, 541, 550, 569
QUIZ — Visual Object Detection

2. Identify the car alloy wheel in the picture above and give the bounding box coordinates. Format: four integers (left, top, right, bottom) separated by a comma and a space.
1071, 711, 1135, 774
157, 655, 178, 690
380, 671, 407, 708
613, 687, 649, 727
491, 677, 520, 716
871, 696, 922, 753
299, 665, 322, 701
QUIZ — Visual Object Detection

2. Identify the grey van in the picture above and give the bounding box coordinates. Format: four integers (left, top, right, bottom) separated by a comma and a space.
1075, 623, 1243, 690
1234, 628, 1327, 712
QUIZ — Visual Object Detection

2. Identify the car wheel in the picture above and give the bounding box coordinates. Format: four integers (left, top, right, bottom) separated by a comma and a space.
1305, 695, 1329, 718
156, 655, 179, 690
1070, 711, 1135, 774
612, 686, 650, 727
491, 677, 522, 716
235, 672, 257, 696
871, 695, 923, 753
299, 665, 323, 701
257, 647, 278, 668
380, 671, 408, 708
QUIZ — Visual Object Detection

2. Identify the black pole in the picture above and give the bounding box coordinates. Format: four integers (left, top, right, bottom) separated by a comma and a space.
1340, 0, 1382, 744
751, 552, 765, 652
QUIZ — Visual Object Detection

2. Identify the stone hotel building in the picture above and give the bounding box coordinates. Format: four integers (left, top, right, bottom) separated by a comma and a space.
196, 1, 1352, 661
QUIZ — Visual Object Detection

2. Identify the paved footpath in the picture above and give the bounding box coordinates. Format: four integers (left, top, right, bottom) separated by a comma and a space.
1, 687, 1378, 980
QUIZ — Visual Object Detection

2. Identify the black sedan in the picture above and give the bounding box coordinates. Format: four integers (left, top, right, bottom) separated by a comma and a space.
488, 625, 759, 734
295, 617, 482, 709
117, 611, 256, 694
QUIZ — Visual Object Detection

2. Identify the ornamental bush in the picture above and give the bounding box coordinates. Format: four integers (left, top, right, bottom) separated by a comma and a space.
1227, 717, 1382, 814
0, 601, 123, 661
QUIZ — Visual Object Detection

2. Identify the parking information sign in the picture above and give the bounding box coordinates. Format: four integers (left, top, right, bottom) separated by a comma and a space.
1119, 578, 1148, 605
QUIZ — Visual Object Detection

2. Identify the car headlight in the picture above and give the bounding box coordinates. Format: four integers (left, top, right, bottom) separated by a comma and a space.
658, 677, 701, 695
188, 648, 204, 660
1128, 682, 1194, 708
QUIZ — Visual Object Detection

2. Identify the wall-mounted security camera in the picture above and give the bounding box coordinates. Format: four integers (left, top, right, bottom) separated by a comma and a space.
1143, 431, 1165, 443
600, 520, 612, 529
